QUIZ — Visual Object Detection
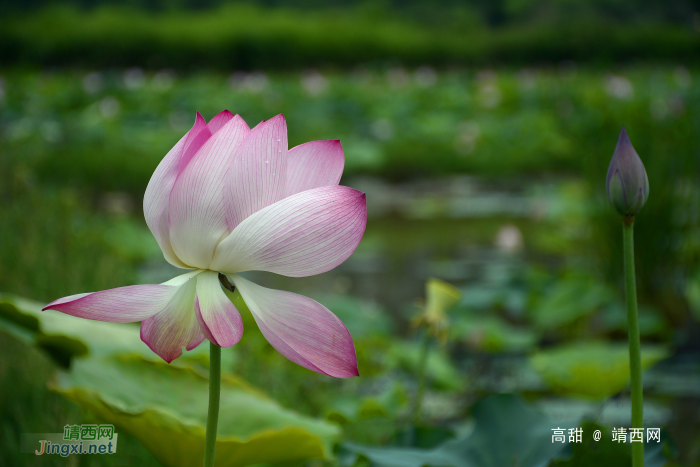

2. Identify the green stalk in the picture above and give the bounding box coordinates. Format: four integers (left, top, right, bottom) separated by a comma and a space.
623, 220, 644, 467
203, 342, 221, 467
412, 330, 431, 424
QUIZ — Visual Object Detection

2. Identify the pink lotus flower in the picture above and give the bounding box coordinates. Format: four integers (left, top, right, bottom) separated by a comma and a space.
43, 111, 366, 378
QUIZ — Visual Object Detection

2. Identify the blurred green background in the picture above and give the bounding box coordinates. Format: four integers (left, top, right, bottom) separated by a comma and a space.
1, 0, 699, 466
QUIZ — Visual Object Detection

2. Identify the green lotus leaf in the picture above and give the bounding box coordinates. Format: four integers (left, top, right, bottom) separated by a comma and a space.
52, 355, 341, 467
1, 293, 341, 465
530, 276, 615, 330
452, 314, 538, 353
341, 394, 574, 467
530, 342, 669, 399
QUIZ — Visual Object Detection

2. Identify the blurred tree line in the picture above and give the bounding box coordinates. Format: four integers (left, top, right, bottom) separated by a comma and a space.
2, 0, 700, 26
1, 0, 699, 69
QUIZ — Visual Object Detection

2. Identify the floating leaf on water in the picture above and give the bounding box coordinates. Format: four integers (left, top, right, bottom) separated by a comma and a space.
601, 302, 668, 338
530, 342, 670, 399
341, 394, 575, 467
530, 275, 615, 330
452, 314, 538, 353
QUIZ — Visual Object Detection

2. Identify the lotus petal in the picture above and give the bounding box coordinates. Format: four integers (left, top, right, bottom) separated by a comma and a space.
285, 140, 344, 197
206, 109, 235, 134
144, 112, 211, 268
43, 286, 174, 323
140, 273, 205, 363
194, 271, 243, 348
169, 114, 250, 269
211, 185, 366, 277
225, 114, 287, 230
231, 274, 358, 378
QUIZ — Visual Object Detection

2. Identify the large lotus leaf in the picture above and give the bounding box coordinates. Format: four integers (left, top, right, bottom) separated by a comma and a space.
340, 442, 463, 467
452, 314, 537, 353
530, 276, 614, 329
341, 394, 574, 467
52, 356, 340, 467
447, 394, 576, 467
601, 302, 668, 338
0, 293, 231, 369
530, 342, 670, 399
2, 293, 341, 465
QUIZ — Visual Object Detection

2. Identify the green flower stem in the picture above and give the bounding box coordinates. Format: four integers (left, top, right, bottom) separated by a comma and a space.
413, 330, 431, 423
623, 220, 644, 467
203, 342, 221, 467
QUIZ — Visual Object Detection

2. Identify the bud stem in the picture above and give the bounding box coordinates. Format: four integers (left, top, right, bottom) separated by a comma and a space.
412, 330, 431, 424
623, 220, 644, 466
203, 342, 221, 467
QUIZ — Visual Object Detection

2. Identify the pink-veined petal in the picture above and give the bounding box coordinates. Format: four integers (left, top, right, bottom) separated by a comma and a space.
225, 114, 287, 230
144, 112, 211, 268
169, 115, 251, 269
140, 272, 205, 363
211, 185, 367, 277
206, 110, 234, 134
161, 269, 202, 286
285, 140, 344, 197
45, 292, 92, 306
231, 274, 358, 377
43, 286, 175, 323
194, 271, 243, 348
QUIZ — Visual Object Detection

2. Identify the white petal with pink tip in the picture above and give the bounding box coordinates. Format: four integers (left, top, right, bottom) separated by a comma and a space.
225, 114, 288, 230
211, 185, 367, 277
140, 272, 205, 363
285, 140, 344, 197
230, 274, 358, 378
143, 113, 211, 268
169, 114, 251, 268
195, 271, 243, 348
43, 285, 176, 323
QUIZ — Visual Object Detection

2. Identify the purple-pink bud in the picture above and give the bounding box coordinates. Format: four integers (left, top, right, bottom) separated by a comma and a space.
606, 127, 649, 218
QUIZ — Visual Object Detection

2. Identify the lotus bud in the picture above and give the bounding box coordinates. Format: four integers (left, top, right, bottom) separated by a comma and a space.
606, 126, 649, 218
412, 278, 461, 343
